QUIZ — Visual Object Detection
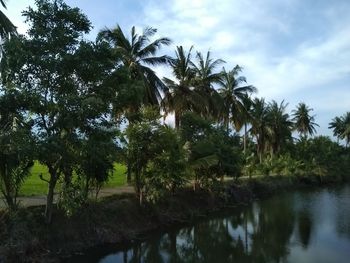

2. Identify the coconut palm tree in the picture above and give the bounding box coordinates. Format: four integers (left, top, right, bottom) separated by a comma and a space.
329, 112, 350, 147
329, 116, 344, 143
191, 50, 225, 118
218, 65, 257, 133
98, 25, 172, 106
342, 112, 350, 147
265, 100, 293, 156
241, 93, 254, 154
162, 46, 204, 128
250, 98, 268, 163
0, 0, 16, 39
292, 102, 319, 138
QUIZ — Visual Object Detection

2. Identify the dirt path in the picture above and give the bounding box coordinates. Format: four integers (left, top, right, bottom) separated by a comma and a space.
0, 186, 135, 209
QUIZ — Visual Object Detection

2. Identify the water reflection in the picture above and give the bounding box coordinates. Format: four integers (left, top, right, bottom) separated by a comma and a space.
68, 185, 350, 263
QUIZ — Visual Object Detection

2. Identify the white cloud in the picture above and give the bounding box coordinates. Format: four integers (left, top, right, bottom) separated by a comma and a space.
139, 0, 350, 137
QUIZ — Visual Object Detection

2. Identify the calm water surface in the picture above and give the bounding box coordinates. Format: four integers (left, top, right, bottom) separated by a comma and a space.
68, 185, 350, 263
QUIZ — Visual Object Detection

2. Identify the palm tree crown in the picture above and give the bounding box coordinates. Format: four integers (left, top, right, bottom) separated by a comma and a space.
265, 100, 293, 156
329, 112, 350, 146
218, 65, 257, 131
162, 46, 204, 128
99, 25, 172, 105
191, 50, 225, 117
0, 0, 17, 39
292, 102, 319, 138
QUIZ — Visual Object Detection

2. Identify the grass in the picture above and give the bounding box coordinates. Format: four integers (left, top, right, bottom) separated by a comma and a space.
18, 161, 127, 197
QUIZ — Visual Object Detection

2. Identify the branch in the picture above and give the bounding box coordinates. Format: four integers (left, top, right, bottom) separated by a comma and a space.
39, 173, 50, 184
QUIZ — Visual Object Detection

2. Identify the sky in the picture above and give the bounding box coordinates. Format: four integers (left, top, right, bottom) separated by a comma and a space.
5, 0, 350, 139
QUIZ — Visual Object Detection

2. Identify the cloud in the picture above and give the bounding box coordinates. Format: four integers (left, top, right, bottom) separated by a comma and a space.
139, 0, 350, 137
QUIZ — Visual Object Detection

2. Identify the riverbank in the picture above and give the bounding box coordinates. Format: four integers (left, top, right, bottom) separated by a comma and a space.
0, 174, 347, 263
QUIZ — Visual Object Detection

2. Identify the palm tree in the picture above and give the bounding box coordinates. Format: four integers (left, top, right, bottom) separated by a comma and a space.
250, 98, 268, 163
343, 112, 350, 147
292, 102, 319, 138
329, 116, 344, 143
162, 46, 204, 128
241, 93, 254, 154
98, 25, 172, 106
218, 65, 257, 133
329, 112, 350, 147
265, 100, 293, 156
0, 0, 16, 39
191, 50, 225, 118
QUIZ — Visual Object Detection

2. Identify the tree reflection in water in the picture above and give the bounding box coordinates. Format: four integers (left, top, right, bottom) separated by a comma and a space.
68, 186, 350, 263
108, 195, 296, 263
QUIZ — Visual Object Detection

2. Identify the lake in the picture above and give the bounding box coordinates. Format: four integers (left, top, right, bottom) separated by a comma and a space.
67, 184, 350, 263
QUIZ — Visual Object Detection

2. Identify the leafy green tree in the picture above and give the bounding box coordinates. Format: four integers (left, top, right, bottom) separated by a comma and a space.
78, 128, 118, 199
145, 125, 187, 201
292, 102, 319, 138
126, 107, 186, 204
1, 0, 117, 223
180, 112, 242, 190
293, 136, 350, 179
218, 65, 256, 132
0, 91, 34, 211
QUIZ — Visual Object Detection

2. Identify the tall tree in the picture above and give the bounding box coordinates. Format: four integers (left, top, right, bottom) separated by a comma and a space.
0, 91, 34, 211
249, 98, 268, 163
241, 93, 254, 154
265, 100, 293, 156
162, 46, 204, 128
98, 25, 172, 106
0, 0, 16, 39
1, 0, 116, 223
218, 65, 256, 132
191, 50, 225, 118
292, 102, 319, 138
329, 112, 350, 147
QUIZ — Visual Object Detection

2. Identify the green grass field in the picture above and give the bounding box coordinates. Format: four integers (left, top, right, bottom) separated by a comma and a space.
19, 162, 127, 196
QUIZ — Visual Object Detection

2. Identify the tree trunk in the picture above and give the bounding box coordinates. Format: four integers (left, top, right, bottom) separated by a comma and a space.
45, 170, 57, 224
175, 111, 180, 129
2, 191, 16, 211
126, 160, 132, 184
243, 123, 247, 154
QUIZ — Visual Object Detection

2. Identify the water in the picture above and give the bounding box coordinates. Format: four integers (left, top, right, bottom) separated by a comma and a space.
68, 185, 350, 263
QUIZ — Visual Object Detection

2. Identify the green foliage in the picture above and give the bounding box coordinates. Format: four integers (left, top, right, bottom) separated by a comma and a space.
98, 24, 172, 106
1, 0, 118, 222
77, 128, 118, 198
0, 92, 35, 210
292, 102, 319, 138
126, 106, 187, 203
294, 136, 347, 178
218, 65, 256, 131
181, 113, 243, 189
145, 126, 187, 202
0, 0, 349, 229
329, 112, 350, 146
